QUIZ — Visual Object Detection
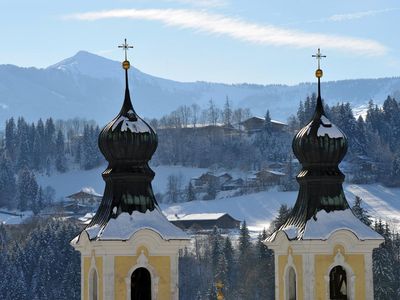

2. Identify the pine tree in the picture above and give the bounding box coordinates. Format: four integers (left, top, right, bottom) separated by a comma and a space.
223, 96, 233, 126
255, 229, 274, 299
222, 236, 235, 290
210, 226, 222, 277
270, 204, 291, 232
0, 154, 17, 209
5, 117, 17, 161
351, 196, 372, 226
44, 118, 56, 157
17, 167, 38, 211
55, 129, 67, 173
186, 181, 195, 201
264, 110, 272, 134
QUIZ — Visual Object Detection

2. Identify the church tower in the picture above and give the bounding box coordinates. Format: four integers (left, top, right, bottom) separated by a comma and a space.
265, 49, 383, 300
71, 40, 189, 300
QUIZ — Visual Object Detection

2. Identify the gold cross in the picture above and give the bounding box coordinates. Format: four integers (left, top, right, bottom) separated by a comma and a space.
118, 38, 134, 61
312, 48, 326, 70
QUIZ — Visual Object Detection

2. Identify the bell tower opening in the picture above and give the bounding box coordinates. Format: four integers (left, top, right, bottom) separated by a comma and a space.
131, 267, 151, 300
329, 265, 347, 300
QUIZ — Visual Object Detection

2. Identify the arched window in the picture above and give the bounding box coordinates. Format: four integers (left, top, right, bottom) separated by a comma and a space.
131, 267, 151, 300
287, 266, 296, 300
329, 266, 347, 300
89, 269, 98, 300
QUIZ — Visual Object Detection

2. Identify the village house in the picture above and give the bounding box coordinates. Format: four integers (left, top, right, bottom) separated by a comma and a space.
240, 116, 288, 133
168, 213, 241, 231
247, 169, 286, 188
64, 187, 102, 212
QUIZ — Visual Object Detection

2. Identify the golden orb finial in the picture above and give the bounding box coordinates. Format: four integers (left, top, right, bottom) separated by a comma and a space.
118, 38, 134, 70
315, 68, 323, 78
312, 48, 326, 78
122, 60, 130, 70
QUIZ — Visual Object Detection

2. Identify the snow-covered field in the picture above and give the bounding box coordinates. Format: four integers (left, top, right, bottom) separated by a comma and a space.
161, 184, 400, 231
36, 164, 207, 200
34, 165, 400, 232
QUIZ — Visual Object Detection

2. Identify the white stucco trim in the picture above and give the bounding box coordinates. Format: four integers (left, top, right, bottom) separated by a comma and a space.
274, 251, 279, 299
302, 252, 314, 300
364, 253, 374, 300
125, 250, 160, 300
103, 255, 114, 300
324, 249, 355, 300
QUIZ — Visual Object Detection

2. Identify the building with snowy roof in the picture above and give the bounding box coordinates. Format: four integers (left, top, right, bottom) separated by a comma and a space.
71, 41, 189, 300
168, 212, 241, 231
265, 50, 383, 300
240, 116, 288, 133
66, 187, 102, 209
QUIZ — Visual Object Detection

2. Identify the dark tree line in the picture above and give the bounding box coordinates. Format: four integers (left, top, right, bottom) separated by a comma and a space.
179, 222, 274, 300
0, 117, 103, 210
2, 117, 103, 174
290, 94, 400, 185
0, 218, 81, 300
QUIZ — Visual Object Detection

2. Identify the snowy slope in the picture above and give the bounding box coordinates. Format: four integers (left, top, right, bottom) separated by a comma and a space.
161, 184, 400, 231
37, 164, 400, 231
36, 164, 207, 200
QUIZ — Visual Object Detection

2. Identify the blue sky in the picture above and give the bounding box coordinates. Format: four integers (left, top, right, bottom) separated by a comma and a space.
0, 0, 398, 84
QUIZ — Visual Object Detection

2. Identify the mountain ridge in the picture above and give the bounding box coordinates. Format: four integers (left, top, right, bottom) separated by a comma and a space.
0, 51, 399, 127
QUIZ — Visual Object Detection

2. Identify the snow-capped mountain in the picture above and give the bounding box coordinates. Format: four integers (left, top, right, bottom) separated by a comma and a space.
0, 51, 400, 127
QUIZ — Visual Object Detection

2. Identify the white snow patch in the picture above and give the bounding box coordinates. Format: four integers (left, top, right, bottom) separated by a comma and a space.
162, 190, 296, 231
80, 187, 102, 197
167, 212, 226, 221
37, 165, 208, 199
320, 115, 331, 126
303, 209, 382, 240
283, 225, 299, 240
87, 209, 188, 240
0, 210, 33, 225
112, 114, 151, 133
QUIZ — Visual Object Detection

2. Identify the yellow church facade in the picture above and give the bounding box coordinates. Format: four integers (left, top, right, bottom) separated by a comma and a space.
267, 229, 382, 300
74, 229, 188, 300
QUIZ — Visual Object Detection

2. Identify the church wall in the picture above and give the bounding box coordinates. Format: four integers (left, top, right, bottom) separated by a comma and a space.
83, 256, 103, 300
314, 249, 365, 300
114, 253, 171, 300
278, 253, 304, 300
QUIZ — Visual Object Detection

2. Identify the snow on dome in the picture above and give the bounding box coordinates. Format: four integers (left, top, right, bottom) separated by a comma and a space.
303, 209, 383, 240
317, 123, 344, 139
320, 115, 331, 126
111, 114, 151, 133
86, 209, 189, 241
282, 225, 299, 240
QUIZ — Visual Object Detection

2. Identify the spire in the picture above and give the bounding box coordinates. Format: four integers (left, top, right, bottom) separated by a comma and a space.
87, 40, 159, 236
312, 48, 326, 115
118, 39, 136, 118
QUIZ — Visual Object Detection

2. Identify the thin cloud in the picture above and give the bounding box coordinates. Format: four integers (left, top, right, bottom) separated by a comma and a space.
66, 9, 388, 56
165, 0, 228, 8
329, 8, 399, 22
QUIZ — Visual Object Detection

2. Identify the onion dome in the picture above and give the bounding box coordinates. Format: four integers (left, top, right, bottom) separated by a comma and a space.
86, 40, 160, 236
98, 62, 158, 168
268, 49, 351, 241
292, 81, 348, 168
